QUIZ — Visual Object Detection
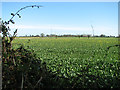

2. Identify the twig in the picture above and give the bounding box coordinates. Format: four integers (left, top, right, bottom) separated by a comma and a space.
21, 73, 24, 90
34, 77, 43, 88
5, 5, 43, 26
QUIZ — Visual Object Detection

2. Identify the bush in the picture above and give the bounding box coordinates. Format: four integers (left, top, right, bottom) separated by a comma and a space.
2, 45, 48, 88
1, 5, 59, 89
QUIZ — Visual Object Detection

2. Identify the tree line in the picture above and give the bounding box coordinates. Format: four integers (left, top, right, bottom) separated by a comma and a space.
19, 33, 118, 38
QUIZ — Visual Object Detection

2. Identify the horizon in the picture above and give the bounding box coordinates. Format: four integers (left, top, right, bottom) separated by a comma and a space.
2, 2, 118, 36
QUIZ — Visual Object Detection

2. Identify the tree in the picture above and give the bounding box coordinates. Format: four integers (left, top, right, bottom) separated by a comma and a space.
100, 34, 106, 37
87, 35, 91, 39
55, 35, 58, 39
41, 33, 44, 37
46, 34, 49, 37
1, 5, 51, 89
78, 35, 81, 38
35, 35, 40, 37
80, 35, 83, 37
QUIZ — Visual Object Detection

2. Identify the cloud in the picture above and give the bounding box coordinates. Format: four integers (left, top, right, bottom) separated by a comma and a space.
9, 24, 118, 36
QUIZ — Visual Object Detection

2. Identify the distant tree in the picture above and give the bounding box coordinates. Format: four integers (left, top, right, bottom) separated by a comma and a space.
94, 35, 99, 37
110, 35, 115, 37
100, 34, 106, 37
80, 35, 83, 37
55, 35, 58, 39
41, 33, 44, 37
87, 35, 91, 39
50, 34, 56, 37
78, 35, 81, 38
46, 34, 49, 37
36, 35, 40, 37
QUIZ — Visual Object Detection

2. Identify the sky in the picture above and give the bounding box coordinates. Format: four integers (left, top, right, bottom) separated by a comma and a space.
2, 2, 118, 36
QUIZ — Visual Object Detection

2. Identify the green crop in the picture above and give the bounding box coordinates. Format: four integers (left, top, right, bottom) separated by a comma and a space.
12, 37, 120, 88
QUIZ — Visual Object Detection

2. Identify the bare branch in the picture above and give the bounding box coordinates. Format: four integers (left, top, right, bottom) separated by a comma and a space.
5, 5, 43, 26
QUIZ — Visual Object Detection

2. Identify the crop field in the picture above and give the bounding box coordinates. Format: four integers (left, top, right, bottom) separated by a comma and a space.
12, 37, 119, 88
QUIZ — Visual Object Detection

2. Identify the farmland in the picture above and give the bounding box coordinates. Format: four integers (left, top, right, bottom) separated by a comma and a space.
12, 37, 119, 88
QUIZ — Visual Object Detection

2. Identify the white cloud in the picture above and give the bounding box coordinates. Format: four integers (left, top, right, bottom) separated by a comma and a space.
9, 24, 117, 31
9, 24, 118, 36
